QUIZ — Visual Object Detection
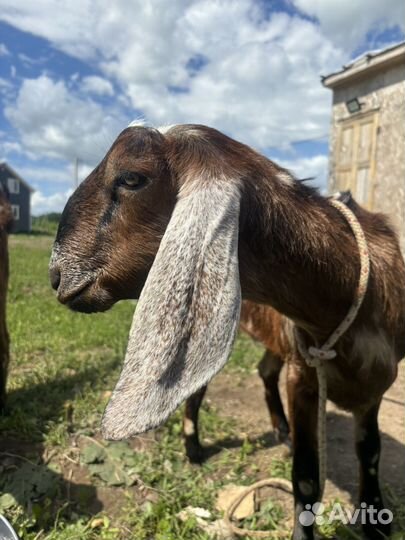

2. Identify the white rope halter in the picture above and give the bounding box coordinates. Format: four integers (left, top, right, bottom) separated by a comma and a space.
225, 198, 371, 538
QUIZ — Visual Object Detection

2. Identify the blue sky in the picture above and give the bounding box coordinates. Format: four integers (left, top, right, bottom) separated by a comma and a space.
0, 0, 404, 214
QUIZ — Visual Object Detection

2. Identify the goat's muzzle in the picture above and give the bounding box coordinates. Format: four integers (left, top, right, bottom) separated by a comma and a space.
56, 277, 93, 306
49, 252, 113, 313
49, 265, 61, 291
50, 264, 93, 308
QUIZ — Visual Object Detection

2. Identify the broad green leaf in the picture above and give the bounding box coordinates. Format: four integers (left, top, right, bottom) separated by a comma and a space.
80, 440, 138, 487
0, 492, 18, 510
81, 442, 106, 464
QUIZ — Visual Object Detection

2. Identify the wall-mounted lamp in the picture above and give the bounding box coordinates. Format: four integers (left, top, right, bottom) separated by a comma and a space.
346, 97, 362, 114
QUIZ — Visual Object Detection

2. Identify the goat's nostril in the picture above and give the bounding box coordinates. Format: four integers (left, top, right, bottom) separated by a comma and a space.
49, 266, 61, 291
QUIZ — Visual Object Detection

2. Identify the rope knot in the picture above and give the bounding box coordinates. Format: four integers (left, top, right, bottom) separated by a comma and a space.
304, 347, 337, 368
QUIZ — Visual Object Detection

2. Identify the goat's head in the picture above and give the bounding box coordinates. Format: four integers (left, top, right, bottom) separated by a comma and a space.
50, 126, 176, 312
50, 124, 249, 439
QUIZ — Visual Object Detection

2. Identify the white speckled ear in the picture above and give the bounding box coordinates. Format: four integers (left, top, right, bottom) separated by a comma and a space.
102, 182, 241, 439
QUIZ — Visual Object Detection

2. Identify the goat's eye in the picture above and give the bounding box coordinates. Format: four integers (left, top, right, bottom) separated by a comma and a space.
116, 172, 148, 190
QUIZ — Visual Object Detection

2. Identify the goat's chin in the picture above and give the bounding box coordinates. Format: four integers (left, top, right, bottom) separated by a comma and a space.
64, 276, 144, 312
66, 286, 115, 313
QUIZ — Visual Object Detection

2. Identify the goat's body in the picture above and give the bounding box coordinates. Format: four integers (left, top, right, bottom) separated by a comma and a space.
241, 301, 400, 413
51, 124, 405, 540
322, 330, 398, 412
237, 168, 405, 406
181, 169, 405, 539
238, 176, 404, 413
185, 183, 404, 539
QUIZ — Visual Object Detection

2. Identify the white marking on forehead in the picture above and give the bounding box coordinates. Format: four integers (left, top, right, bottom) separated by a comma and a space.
128, 118, 146, 128
127, 120, 177, 135
277, 171, 294, 186
157, 124, 176, 134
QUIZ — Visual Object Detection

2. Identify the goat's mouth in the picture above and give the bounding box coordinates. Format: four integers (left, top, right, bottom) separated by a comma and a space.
57, 278, 114, 313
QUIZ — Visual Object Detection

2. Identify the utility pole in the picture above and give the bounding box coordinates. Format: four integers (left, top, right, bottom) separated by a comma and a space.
74, 157, 79, 189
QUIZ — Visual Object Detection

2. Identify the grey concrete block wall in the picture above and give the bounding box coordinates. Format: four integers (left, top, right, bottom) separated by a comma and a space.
327, 61, 405, 253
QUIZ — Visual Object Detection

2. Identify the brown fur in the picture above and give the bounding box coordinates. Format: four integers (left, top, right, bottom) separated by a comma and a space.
50, 124, 405, 540
0, 188, 12, 410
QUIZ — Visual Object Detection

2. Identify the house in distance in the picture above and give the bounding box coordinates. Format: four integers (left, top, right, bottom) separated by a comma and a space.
323, 41, 405, 253
0, 162, 34, 233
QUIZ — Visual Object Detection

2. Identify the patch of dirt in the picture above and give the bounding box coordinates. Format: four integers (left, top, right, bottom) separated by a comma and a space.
205, 362, 405, 507
61, 459, 137, 517
56, 433, 158, 518
0, 435, 147, 522
1, 364, 403, 530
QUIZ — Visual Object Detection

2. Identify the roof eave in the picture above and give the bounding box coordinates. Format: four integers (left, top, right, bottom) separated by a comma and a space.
322, 43, 405, 89
0, 162, 35, 193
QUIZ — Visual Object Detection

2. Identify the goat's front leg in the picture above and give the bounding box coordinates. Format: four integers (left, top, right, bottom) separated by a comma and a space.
287, 361, 319, 540
355, 401, 390, 540
183, 385, 208, 463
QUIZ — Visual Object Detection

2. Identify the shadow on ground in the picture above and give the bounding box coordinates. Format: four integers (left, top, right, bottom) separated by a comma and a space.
0, 365, 117, 528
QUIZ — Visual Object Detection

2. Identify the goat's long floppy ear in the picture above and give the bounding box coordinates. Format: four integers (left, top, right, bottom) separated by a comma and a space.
102, 181, 241, 439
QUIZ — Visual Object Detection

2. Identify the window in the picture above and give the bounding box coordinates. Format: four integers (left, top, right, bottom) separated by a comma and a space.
11, 204, 20, 220
7, 177, 20, 194
335, 111, 379, 209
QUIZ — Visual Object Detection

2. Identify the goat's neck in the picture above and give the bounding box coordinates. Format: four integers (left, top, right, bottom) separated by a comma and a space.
240, 180, 360, 340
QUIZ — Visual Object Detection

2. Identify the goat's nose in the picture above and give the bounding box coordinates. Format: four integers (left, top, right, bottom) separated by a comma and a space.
49, 265, 61, 291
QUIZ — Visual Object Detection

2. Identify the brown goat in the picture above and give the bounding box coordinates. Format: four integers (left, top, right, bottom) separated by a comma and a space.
0, 187, 12, 412
183, 192, 354, 462
50, 124, 405, 540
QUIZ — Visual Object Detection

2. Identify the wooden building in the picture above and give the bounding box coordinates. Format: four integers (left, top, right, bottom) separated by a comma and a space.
323, 41, 405, 252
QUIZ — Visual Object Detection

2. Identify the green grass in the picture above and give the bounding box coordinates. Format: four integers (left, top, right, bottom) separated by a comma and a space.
2, 235, 134, 444
0, 234, 271, 539
1, 234, 403, 539
31, 215, 60, 236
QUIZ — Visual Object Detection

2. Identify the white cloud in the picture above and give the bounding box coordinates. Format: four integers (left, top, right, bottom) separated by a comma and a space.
81, 75, 114, 96
0, 0, 403, 195
292, 0, 405, 50
31, 188, 73, 215
16, 163, 75, 185
1, 1, 347, 151
0, 140, 23, 155
4, 75, 125, 164
0, 77, 13, 90
17, 52, 49, 66
129, 13, 343, 147
279, 154, 329, 191
0, 43, 10, 56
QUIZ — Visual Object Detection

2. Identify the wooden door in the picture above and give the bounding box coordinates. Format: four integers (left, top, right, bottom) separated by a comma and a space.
335, 111, 378, 208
